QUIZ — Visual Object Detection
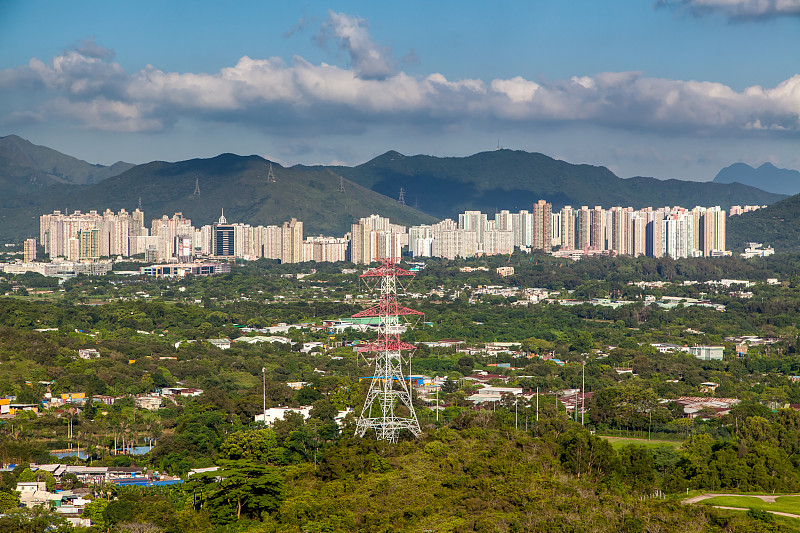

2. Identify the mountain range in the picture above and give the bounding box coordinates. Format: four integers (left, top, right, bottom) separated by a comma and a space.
0, 134, 133, 198
0, 134, 792, 245
713, 162, 800, 196
332, 150, 785, 219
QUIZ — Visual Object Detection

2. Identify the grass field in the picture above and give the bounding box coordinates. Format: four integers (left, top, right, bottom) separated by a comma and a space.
597, 435, 683, 449
703, 495, 800, 516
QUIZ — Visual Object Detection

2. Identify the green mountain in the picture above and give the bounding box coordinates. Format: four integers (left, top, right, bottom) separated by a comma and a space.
0, 139, 790, 245
727, 193, 800, 251
713, 161, 800, 196
332, 150, 786, 219
0, 153, 436, 241
0, 134, 133, 198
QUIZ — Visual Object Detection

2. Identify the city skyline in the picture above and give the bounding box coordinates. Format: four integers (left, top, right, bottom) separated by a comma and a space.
35, 200, 730, 267
0, 1, 798, 182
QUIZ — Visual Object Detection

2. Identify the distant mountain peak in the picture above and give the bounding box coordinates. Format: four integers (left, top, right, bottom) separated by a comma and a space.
714, 161, 800, 196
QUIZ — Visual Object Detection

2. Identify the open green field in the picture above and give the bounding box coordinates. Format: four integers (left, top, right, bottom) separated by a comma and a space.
597, 435, 683, 449
703, 495, 800, 516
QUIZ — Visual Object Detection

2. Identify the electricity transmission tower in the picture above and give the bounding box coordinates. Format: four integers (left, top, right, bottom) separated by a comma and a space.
354, 257, 422, 442
398, 187, 406, 206
193, 178, 201, 196
267, 163, 276, 183
339, 176, 346, 194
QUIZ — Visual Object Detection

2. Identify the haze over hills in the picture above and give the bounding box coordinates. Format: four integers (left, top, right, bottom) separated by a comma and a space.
0, 135, 792, 245
0, 134, 133, 198
713, 162, 800, 196
331, 150, 786, 219
0, 152, 437, 242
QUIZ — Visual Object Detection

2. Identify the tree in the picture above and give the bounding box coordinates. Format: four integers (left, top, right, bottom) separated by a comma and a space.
309, 399, 337, 421
103, 500, 135, 526
81, 499, 108, 530
218, 429, 282, 464
0, 507, 72, 533
16, 469, 35, 483
457, 356, 474, 375
441, 379, 459, 394
186, 460, 283, 523
0, 491, 20, 512
557, 428, 618, 479
296, 386, 323, 405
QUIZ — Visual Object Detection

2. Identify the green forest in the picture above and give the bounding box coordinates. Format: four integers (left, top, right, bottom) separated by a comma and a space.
2, 254, 800, 531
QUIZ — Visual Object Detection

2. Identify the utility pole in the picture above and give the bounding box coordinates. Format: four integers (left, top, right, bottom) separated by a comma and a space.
262, 367, 266, 421
536, 387, 539, 421
436, 384, 439, 422
582, 360, 585, 426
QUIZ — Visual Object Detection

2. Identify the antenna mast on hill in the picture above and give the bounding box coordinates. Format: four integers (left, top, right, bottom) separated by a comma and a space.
193, 178, 201, 196
398, 187, 406, 206
354, 257, 423, 442
267, 163, 277, 183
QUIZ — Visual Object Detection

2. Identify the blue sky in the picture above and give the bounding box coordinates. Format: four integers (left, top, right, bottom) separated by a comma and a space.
0, 0, 798, 181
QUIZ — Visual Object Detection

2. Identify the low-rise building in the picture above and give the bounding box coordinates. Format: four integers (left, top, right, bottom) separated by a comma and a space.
690, 345, 725, 361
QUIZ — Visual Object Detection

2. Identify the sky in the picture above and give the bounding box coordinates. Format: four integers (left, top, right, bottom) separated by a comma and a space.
0, 0, 798, 182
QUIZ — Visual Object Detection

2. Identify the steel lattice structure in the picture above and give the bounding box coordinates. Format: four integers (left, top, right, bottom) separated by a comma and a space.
354, 257, 423, 442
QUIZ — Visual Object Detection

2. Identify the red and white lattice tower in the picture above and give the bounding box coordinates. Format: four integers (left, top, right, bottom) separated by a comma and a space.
353, 257, 423, 441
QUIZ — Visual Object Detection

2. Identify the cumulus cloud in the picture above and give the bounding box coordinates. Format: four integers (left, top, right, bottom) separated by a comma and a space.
1, 15, 799, 137
656, 0, 800, 20
73, 37, 116, 60
315, 11, 397, 79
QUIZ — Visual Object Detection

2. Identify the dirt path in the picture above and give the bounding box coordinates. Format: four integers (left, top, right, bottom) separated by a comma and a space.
712, 506, 800, 519
683, 493, 786, 504
683, 493, 800, 520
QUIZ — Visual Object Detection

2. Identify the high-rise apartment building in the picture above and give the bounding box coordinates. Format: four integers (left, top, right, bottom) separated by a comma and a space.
78, 228, 100, 260
152, 212, 193, 261
577, 206, 591, 250
212, 212, 235, 258
435, 230, 478, 260
560, 206, 576, 250
664, 212, 695, 259
24, 238, 36, 263
591, 206, 605, 250
646, 211, 665, 258
280, 218, 304, 263
459, 211, 488, 245
696, 206, 726, 257
532, 200, 553, 251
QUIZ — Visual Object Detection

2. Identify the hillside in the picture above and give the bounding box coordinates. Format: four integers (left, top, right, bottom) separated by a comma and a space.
727, 192, 800, 251
332, 150, 786, 219
714, 162, 800, 196
0, 139, 791, 243
0, 153, 436, 240
0, 134, 133, 198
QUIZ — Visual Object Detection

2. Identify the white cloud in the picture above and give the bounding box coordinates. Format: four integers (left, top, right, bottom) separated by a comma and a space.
316, 11, 396, 79
656, 0, 800, 20
1, 14, 799, 137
